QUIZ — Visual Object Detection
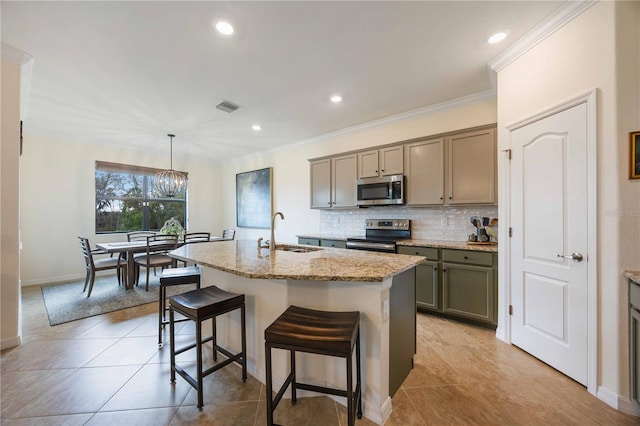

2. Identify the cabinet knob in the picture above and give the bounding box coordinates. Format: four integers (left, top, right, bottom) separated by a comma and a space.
375, 170, 378, 173
449, 196, 452, 200
464, 256, 468, 259
381, 169, 384, 172
443, 269, 447, 272
440, 197, 443, 200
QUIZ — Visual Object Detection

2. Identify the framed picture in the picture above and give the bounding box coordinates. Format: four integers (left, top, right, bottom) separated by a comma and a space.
236, 167, 273, 228
631, 131, 640, 179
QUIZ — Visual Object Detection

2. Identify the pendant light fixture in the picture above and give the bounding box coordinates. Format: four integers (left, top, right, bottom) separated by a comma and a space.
154, 133, 187, 198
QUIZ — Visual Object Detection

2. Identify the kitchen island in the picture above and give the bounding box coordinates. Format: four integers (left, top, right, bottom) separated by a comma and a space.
169, 240, 424, 425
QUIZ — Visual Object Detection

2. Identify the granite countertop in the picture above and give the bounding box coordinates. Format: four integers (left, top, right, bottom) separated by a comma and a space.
397, 239, 499, 253
625, 270, 640, 284
297, 234, 498, 252
169, 240, 425, 282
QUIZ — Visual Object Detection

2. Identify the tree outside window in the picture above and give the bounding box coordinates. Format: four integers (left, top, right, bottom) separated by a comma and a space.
95, 162, 186, 233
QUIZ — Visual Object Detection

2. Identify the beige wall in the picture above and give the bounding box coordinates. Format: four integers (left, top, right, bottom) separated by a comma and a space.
1, 58, 22, 349
497, 0, 640, 406
19, 135, 224, 285
220, 98, 498, 244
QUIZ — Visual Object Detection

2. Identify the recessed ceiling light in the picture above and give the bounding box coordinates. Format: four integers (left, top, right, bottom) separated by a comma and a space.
488, 30, 509, 44
330, 95, 342, 103
215, 21, 234, 35
252, 124, 262, 131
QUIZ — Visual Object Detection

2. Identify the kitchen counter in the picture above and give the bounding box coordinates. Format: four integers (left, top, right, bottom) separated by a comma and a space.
169, 239, 422, 425
296, 234, 499, 252
169, 239, 424, 281
626, 270, 640, 284
398, 238, 498, 253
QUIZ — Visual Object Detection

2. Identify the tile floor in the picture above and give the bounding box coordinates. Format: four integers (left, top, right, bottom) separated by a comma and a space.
1, 285, 638, 425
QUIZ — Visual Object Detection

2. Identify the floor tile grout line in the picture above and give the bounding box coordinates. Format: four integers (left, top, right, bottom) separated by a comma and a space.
399, 387, 428, 426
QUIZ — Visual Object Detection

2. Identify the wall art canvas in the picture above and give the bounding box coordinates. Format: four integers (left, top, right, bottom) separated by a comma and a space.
631, 131, 640, 179
236, 167, 273, 228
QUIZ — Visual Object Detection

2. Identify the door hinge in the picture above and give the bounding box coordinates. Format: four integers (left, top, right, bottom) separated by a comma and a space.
509, 305, 513, 315
502, 149, 512, 160
508, 227, 512, 237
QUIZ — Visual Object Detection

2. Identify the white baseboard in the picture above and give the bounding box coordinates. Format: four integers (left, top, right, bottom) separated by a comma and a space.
596, 385, 640, 417
618, 395, 640, 417
1, 335, 22, 350
21, 271, 115, 287
597, 385, 619, 409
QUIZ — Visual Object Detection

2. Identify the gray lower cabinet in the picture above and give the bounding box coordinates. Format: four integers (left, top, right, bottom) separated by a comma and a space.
297, 237, 346, 249
399, 245, 498, 327
320, 239, 346, 249
629, 278, 640, 411
397, 246, 439, 312
298, 237, 320, 246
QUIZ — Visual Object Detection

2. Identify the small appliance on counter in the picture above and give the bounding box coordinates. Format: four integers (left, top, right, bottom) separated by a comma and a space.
468, 216, 498, 245
346, 219, 410, 253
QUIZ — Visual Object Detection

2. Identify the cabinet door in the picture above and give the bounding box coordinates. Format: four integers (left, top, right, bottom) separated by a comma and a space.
320, 239, 346, 248
447, 128, 496, 204
631, 307, 640, 411
358, 150, 379, 179
442, 263, 495, 324
380, 146, 404, 176
404, 138, 444, 205
332, 154, 357, 208
310, 159, 331, 209
416, 261, 439, 311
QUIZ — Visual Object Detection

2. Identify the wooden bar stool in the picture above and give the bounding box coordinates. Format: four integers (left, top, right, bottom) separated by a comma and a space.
264, 305, 362, 426
169, 285, 247, 409
158, 266, 201, 347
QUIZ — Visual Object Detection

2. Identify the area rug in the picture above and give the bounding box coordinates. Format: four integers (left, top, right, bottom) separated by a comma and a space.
41, 272, 197, 326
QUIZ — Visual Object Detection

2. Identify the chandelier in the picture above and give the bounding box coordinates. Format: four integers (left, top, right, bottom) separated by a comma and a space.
154, 133, 187, 198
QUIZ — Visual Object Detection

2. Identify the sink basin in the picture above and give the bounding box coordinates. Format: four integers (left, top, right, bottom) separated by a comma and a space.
275, 244, 323, 253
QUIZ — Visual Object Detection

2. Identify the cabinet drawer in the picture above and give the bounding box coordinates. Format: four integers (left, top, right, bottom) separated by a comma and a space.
631, 280, 640, 309
298, 238, 320, 246
442, 249, 493, 266
320, 239, 346, 249
397, 246, 438, 261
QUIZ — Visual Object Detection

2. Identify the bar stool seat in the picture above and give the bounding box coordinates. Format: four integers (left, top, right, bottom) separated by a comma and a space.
169, 285, 247, 409
158, 266, 201, 347
265, 305, 362, 426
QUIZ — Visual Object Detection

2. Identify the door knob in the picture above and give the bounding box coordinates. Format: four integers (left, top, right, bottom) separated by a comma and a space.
557, 253, 584, 262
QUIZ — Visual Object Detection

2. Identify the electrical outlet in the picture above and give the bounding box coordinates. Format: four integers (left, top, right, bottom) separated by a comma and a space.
441, 216, 448, 226
382, 299, 389, 322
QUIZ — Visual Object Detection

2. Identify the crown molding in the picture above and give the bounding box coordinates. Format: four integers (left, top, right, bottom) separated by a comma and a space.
488, 0, 597, 72
295, 89, 497, 149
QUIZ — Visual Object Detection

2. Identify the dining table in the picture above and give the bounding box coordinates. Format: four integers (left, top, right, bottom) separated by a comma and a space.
96, 236, 225, 290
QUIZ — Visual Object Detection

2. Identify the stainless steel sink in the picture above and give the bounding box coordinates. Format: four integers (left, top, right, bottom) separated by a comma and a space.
275, 244, 323, 253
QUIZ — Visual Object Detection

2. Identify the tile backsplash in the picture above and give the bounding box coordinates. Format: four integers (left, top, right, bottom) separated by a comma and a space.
319, 205, 498, 241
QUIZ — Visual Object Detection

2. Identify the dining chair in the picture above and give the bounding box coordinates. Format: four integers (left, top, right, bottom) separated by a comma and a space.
78, 236, 127, 297
134, 234, 179, 291
179, 232, 211, 266
183, 232, 211, 243
222, 229, 236, 240
127, 231, 157, 242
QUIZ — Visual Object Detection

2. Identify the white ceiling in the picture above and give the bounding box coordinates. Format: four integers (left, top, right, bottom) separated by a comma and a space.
2, 1, 566, 161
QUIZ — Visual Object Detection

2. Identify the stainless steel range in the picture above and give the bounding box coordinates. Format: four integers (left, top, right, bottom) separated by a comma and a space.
346, 219, 411, 253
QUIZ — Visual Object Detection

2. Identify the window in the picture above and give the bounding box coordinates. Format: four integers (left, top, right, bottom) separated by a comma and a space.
95, 161, 187, 234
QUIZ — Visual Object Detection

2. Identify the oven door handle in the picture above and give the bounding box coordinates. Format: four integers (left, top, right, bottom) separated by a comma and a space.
346, 241, 396, 252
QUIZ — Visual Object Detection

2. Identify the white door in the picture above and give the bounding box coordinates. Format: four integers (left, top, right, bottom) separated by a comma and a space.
510, 103, 588, 385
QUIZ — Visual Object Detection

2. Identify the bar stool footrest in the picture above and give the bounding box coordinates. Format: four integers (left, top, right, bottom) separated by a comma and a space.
295, 382, 348, 398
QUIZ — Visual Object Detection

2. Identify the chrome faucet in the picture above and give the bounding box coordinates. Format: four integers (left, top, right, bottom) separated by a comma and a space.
270, 211, 284, 251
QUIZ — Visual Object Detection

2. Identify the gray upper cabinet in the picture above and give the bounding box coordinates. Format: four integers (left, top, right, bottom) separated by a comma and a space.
357, 146, 404, 179
447, 128, 496, 204
310, 159, 331, 209
404, 127, 496, 206
404, 138, 444, 205
309, 155, 357, 209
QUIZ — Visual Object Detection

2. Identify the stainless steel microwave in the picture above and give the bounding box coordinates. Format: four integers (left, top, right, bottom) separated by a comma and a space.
356, 174, 404, 206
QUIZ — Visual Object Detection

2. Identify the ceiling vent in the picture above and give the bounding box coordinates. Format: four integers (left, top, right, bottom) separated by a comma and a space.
216, 100, 240, 113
